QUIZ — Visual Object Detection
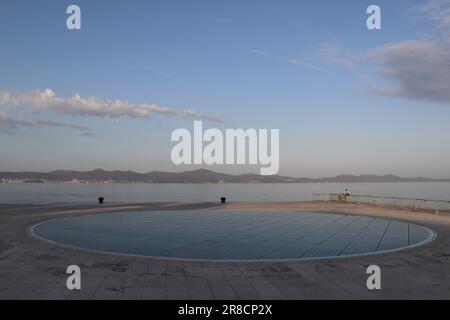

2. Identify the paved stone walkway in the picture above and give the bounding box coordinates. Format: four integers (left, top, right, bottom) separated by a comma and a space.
0, 202, 449, 299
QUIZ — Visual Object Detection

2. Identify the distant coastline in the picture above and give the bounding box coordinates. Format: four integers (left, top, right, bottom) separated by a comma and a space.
1, 169, 449, 184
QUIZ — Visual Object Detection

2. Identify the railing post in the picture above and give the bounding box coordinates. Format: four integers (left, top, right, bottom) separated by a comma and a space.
435, 201, 438, 215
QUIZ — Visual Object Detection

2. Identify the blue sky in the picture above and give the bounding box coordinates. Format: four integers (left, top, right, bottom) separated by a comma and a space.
1, 0, 450, 178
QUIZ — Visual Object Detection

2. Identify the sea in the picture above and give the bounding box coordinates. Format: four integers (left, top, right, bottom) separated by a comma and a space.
1, 182, 450, 204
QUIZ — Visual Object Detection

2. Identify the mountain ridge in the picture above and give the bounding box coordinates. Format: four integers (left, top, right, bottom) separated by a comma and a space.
0, 169, 448, 183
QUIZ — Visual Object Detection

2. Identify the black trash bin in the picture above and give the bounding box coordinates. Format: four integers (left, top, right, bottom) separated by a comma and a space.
220, 197, 226, 204
98, 197, 104, 204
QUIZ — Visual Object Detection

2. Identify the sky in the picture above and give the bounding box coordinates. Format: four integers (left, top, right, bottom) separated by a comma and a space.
1, 0, 450, 178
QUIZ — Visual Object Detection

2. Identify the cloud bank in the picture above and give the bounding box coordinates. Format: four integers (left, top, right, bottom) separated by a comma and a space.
367, 0, 450, 106
0, 111, 88, 133
0, 88, 222, 123
368, 41, 450, 104
414, 0, 450, 30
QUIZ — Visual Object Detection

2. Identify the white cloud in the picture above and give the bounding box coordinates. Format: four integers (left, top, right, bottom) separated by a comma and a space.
286, 58, 320, 69
317, 43, 357, 70
252, 49, 320, 70
0, 88, 222, 122
252, 44, 357, 72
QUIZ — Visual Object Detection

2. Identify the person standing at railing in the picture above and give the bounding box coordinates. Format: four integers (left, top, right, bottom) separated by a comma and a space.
343, 188, 351, 201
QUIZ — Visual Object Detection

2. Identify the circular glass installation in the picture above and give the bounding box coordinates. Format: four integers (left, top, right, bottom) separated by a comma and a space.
31, 210, 435, 260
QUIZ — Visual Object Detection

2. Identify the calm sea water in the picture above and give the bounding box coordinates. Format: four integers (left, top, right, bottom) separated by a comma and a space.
1, 182, 450, 204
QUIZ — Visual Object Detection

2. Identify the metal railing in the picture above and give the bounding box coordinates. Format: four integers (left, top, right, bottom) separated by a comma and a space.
312, 193, 450, 215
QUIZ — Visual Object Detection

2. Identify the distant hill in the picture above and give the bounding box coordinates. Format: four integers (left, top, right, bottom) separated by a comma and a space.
0, 169, 448, 183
